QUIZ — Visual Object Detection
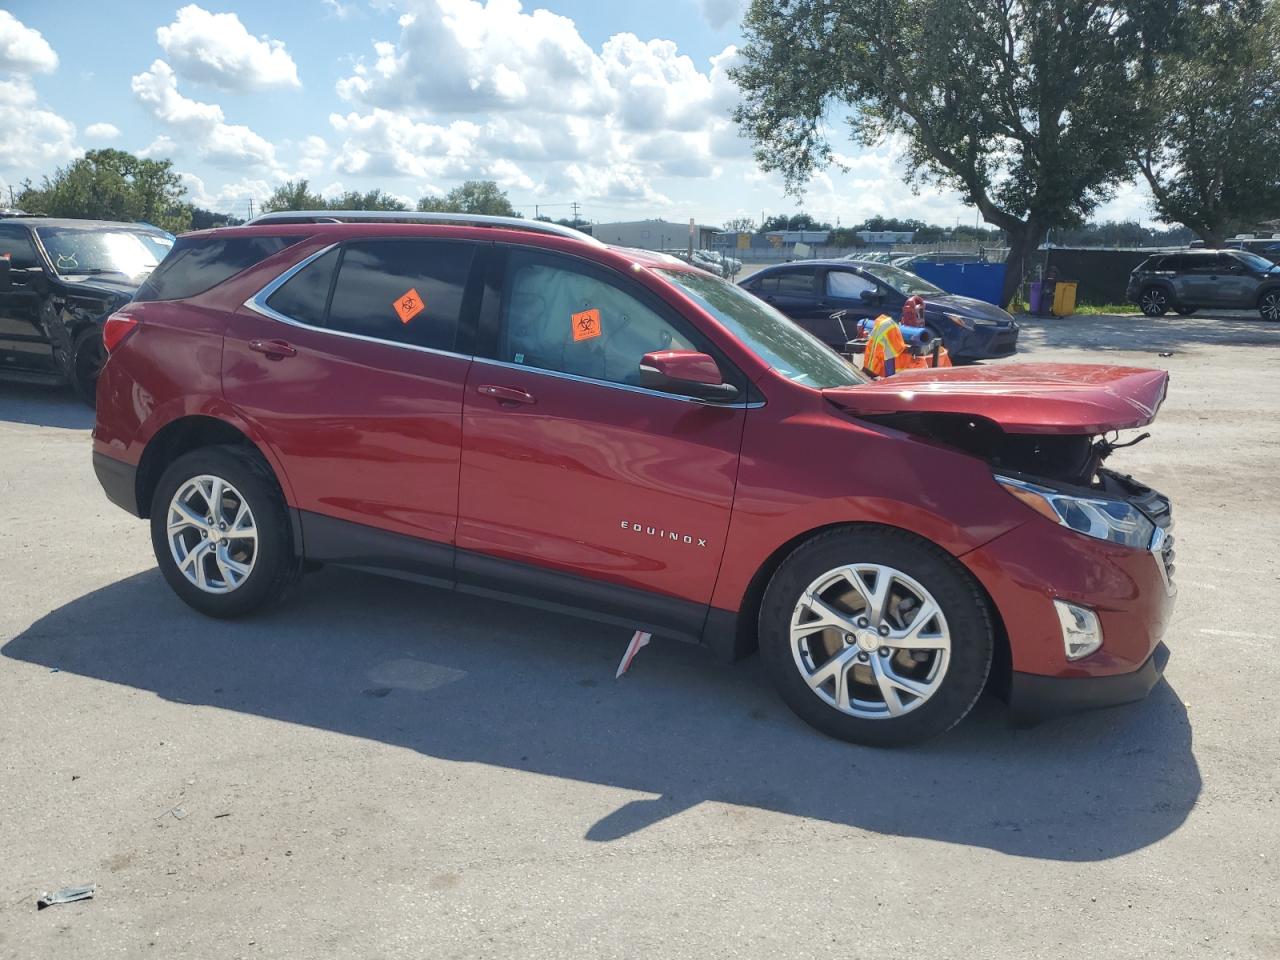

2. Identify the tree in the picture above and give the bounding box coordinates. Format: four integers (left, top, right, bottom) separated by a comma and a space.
1139, 0, 1280, 245
18, 149, 191, 233
417, 180, 519, 217
262, 179, 326, 213
724, 216, 757, 232
190, 207, 242, 230
326, 188, 408, 211
732, 0, 1182, 305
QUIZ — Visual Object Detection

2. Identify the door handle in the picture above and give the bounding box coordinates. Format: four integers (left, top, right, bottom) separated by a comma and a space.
477, 384, 536, 405
248, 338, 297, 360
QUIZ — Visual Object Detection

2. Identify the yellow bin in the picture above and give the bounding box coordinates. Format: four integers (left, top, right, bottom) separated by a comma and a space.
1051, 281, 1078, 316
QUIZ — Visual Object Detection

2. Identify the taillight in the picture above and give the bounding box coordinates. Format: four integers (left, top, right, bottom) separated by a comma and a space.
102, 313, 139, 353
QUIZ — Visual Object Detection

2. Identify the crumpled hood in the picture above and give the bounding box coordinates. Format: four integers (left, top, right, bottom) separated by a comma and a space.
923, 294, 1015, 325
823, 363, 1169, 435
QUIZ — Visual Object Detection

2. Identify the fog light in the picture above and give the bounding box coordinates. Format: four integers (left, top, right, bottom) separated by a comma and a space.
1054, 600, 1103, 660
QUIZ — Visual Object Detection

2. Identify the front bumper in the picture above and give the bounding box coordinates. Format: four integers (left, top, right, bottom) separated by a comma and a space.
1009, 642, 1170, 724
947, 322, 1020, 362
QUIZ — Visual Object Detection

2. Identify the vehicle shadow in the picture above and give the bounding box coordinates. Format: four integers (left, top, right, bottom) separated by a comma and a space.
2, 567, 1201, 861
1011, 311, 1280, 355
0, 380, 91, 429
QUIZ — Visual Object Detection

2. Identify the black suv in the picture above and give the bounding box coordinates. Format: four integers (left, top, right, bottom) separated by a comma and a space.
0, 216, 174, 402
1126, 249, 1280, 321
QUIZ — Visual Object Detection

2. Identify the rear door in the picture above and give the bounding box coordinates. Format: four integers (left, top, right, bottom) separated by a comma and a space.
1178, 253, 1221, 304
454, 247, 747, 636
225, 237, 483, 581
0, 224, 55, 373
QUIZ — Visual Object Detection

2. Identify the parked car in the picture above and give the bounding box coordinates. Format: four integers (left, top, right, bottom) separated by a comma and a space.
892, 252, 985, 271
92, 212, 1174, 746
1225, 234, 1280, 266
0, 216, 174, 403
739, 259, 1019, 362
843, 251, 895, 263
1126, 249, 1280, 320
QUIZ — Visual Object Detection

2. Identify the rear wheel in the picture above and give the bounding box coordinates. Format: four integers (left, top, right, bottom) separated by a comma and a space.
1140, 286, 1169, 317
70, 326, 106, 406
759, 527, 993, 746
1260, 290, 1280, 322
150, 445, 300, 617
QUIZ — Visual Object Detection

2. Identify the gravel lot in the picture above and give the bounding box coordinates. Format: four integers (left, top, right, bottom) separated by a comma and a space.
2, 312, 1278, 959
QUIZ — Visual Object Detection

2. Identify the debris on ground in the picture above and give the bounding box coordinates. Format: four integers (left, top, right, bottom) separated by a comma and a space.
37, 884, 95, 910
615, 630, 652, 678
1158, 351, 1174, 357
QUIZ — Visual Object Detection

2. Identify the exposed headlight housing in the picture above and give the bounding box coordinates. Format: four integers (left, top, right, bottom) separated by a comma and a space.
1054, 600, 1103, 660
943, 311, 975, 330
995, 475, 1156, 549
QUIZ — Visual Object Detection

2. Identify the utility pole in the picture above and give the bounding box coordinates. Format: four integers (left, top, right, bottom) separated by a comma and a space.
247, 197, 255, 220
570, 200, 580, 225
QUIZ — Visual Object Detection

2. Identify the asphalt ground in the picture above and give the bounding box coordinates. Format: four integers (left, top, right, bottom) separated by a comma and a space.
1, 311, 1278, 958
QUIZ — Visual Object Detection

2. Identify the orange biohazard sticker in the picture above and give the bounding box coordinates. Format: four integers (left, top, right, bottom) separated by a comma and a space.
571, 308, 601, 341
393, 288, 425, 324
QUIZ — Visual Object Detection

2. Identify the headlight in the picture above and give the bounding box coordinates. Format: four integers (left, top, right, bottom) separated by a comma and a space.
995, 475, 1156, 548
943, 312, 974, 330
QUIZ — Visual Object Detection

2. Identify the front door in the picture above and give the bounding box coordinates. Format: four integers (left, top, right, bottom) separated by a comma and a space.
456, 247, 747, 637
224, 238, 482, 581
0, 224, 55, 374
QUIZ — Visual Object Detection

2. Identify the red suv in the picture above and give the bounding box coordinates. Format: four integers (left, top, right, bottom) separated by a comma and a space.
92, 213, 1176, 746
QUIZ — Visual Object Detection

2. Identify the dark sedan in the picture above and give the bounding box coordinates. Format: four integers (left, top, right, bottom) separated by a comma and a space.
739, 259, 1019, 362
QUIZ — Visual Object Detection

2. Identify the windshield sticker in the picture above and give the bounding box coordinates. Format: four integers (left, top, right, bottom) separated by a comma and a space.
572, 308, 601, 341
394, 288, 425, 324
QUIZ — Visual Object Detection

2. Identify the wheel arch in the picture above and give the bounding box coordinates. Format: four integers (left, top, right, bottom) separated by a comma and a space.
707, 520, 1011, 691
136, 416, 277, 521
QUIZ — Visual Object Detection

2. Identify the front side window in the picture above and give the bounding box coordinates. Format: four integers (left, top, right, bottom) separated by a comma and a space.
826, 270, 876, 299
0, 225, 39, 269
498, 250, 699, 386
326, 239, 474, 352
659, 268, 863, 390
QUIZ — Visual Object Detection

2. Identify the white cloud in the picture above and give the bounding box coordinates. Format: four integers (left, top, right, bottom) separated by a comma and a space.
0, 77, 77, 174
179, 170, 274, 214
132, 60, 280, 170
84, 122, 121, 140
322, 0, 359, 19
0, 11, 58, 74
157, 4, 300, 93
696, 0, 749, 30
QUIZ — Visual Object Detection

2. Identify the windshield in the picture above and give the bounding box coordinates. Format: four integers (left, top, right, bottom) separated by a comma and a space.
857, 262, 944, 296
658, 268, 864, 389
35, 227, 175, 279
1234, 251, 1277, 272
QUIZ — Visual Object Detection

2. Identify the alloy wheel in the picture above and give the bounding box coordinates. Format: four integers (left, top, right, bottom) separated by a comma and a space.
1140, 288, 1167, 316
789, 563, 951, 719
166, 474, 258, 594
1262, 292, 1280, 322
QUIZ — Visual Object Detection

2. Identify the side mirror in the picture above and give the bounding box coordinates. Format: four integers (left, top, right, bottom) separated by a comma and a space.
639, 350, 740, 402
860, 288, 883, 305
0, 257, 10, 292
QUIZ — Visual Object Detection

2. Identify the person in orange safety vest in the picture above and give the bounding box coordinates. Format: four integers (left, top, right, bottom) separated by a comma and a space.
856, 295, 949, 377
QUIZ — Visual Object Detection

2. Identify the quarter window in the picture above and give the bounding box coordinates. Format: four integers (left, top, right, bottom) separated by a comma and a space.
265, 248, 339, 326
497, 250, 701, 387
325, 240, 474, 352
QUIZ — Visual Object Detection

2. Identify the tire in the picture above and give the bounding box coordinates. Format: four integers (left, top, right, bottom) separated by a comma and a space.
1139, 286, 1169, 317
1259, 290, 1280, 322
759, 526, 994, 747
1174, 305, 1198, 316
70, 325, 106, 406
149, 445, 300, 618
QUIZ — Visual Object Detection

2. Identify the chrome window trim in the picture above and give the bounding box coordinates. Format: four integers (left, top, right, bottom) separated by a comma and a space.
469, 354, 763, 409
241, 241, 473, 362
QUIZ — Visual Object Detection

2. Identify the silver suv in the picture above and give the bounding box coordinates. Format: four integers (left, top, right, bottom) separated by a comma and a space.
1127, 249, 1280, 320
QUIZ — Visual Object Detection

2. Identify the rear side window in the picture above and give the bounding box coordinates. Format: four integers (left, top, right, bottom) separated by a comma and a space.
776, 270, 816, 296
325, 239, 474, 352
135, 235, 301, 302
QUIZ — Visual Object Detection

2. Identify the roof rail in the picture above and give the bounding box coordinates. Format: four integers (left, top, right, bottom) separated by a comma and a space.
244, 210, 601, 244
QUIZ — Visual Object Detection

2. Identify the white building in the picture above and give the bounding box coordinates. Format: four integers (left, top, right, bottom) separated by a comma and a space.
590, 219, 719, 251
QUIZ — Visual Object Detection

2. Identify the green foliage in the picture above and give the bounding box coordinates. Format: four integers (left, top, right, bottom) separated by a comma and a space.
732, 0, 1184, 302
262, 179, 326, 213
325, 188, 408, 211
1139, 0, 1280, 244
416, 180, 519, 217
723, 216, 757, 232
190, 207, 243, 229
17, 149, 192, 233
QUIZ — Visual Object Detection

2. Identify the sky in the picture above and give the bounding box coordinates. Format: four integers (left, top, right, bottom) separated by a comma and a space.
0, 0, 1157, 227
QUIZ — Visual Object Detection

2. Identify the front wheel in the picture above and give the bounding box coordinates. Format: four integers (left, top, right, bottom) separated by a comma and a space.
759, 527, 994, 746
1139, 286, 1169, 317
1260, 290, 1280, 322
150, 445, 300, 617
70, 326, 106, 406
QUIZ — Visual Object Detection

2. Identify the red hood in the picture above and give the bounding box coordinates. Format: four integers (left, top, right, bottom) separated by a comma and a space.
823, 363, 1169, 435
